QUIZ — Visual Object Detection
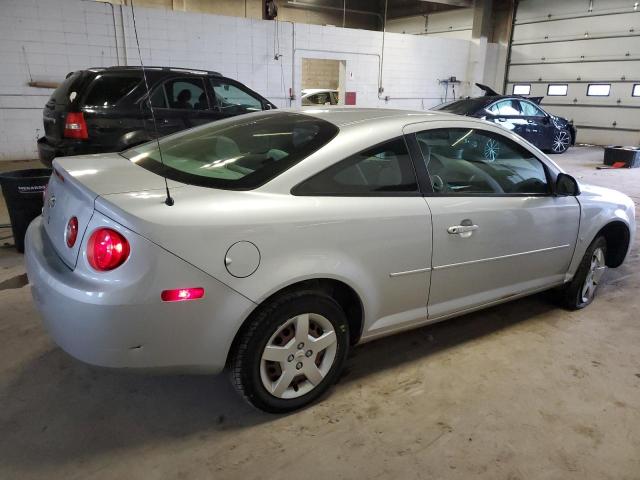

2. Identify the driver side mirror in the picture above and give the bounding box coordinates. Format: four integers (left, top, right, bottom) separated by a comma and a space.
556, 172, 580, 196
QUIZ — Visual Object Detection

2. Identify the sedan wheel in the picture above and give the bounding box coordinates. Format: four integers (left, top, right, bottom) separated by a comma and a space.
580, 247, 606, 304
560, 235, 607, 310
551, 129, 571, 154
483, 138, 500, 161
230, 292, 349, 412
260, 313, 337, 399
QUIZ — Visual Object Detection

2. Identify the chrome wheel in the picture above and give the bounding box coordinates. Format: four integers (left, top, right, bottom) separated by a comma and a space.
260, 313, 338, 399
483, 138, 500, 162
552, 130, 570, 153
580, 247, 606, 304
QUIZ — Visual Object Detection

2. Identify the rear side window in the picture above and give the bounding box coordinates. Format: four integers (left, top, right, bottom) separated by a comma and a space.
123, 112, 338, 190
292, 137, 418, 196
83, 74, 141, 107
151, 78, 208, 110
49, 71, 83, 105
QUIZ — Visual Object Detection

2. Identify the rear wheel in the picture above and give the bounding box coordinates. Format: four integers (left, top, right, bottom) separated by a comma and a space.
230, 291, 349, 413
561, 236, 607, 309
551, 128, 571, 154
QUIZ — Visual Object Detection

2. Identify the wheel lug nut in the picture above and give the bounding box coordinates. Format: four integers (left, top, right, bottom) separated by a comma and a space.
296, 362, 303, 370
305, 350, 313, 357
287, 354, 294, 362
297, 342, 304, 349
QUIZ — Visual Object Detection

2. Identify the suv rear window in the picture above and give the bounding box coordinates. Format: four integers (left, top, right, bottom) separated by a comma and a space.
83, 74, 141, 107
122, 112, 339, 190
49, 71, 83, 105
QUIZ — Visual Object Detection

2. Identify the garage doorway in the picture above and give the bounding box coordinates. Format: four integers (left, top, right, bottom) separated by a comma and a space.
301, 58, 346, 107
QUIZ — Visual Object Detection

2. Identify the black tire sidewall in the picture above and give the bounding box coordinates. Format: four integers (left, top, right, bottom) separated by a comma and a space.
237, 293, 349, 413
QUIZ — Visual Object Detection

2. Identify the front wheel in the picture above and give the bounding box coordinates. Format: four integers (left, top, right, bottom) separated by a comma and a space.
230, 292, 349, 413
560, 236, 607, 310
550, 128, 571, 154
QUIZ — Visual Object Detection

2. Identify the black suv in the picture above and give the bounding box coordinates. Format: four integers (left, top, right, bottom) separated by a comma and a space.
38, 66, 276, 167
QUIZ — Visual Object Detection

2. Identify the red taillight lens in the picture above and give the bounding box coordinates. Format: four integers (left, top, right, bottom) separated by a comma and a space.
161, 287, 205, 302
66, 216, 78, 248
87, 228, 130, 271
64, 112, 88, 139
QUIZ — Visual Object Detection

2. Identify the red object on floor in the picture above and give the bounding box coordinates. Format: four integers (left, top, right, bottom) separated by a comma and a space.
345, 91, 356, 105
612, 161, 627, 168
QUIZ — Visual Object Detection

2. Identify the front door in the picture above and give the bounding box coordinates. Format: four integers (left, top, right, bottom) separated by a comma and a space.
411, 125, 580, 318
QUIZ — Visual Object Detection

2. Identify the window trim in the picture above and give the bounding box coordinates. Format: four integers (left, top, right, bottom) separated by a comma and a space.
411, 128, 554, 198
512, 84, 531, 95
586, 83, 611, 97
632, 84, 640, 97
547, 84, 568, 96
291, 135, 422, 197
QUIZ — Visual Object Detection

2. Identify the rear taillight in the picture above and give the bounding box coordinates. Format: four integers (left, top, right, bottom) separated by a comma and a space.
87, 228, 130, 271
64, 112, 88, 139
66, 217, 78, 248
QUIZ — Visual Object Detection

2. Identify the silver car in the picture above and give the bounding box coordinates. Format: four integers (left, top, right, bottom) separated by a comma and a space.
25, 108, 635, 412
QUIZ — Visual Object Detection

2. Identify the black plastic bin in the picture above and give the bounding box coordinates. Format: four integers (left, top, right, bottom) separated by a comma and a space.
0, 169, 52, 252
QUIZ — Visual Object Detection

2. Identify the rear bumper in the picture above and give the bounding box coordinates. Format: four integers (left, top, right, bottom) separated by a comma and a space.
37, 137, 115, 168
25, 216, 256, 373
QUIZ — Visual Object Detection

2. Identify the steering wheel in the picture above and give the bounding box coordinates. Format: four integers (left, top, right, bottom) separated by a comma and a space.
469, 169, 504, 193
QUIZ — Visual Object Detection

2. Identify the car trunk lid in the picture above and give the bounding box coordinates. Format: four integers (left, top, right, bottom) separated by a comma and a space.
42, 71, 91, 142
44, 153, 185, 269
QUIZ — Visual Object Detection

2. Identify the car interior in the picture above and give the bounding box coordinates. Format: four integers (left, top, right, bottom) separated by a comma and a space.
417, 129, 549, 195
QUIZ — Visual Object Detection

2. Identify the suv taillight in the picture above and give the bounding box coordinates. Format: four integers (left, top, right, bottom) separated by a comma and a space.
64, 112, 88, 139
87, 228, 130, 271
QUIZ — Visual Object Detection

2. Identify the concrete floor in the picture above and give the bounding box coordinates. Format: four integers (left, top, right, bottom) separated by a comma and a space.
1, 148, 639, 479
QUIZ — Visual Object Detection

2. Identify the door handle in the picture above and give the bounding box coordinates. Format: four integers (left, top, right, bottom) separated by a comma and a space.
448, 224, 479, 238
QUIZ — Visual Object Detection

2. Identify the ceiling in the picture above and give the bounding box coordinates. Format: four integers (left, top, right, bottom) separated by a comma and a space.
282, 0, 473, 22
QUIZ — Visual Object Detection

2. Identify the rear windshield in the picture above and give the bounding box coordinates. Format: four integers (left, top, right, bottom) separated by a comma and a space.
122, 112, 339, 190
433, 98, 489, 115
49, 71, 83, 105
83, 74, 141, 107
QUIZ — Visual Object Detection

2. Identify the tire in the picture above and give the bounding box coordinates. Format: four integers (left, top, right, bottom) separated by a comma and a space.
560, 236, 607, 310
550, 128, 571, 154
230, 291, 349, 413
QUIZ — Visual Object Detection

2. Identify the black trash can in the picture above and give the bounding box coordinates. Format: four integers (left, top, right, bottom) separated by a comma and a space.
0, 169, 52, 253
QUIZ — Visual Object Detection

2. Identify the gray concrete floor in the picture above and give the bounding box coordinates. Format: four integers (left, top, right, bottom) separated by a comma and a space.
0, 148, 639, 480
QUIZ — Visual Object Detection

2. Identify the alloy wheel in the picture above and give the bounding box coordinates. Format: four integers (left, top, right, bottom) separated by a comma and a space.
260, 313, 338, 399
580, 247, 606, 304
483, 138, 500, 161
552, 130, 570, 153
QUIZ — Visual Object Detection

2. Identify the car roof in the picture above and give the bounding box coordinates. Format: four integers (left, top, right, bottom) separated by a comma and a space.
294, 107, 460, 127
82, 66, 223, 76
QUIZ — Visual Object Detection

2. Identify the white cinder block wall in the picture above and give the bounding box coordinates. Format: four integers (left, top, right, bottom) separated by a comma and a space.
0, 0, 473, 161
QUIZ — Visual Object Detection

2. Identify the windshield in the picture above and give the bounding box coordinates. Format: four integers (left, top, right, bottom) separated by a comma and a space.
122, 112, 339, 190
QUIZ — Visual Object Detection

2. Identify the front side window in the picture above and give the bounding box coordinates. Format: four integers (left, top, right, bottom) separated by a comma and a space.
151, 78, 208, 110
487, 100, 522, 116
415, 128, 548, 195
123, 112, 338, 190
292, 137, 418, 196
211, 79, 263, 113
519, 100, 545, 117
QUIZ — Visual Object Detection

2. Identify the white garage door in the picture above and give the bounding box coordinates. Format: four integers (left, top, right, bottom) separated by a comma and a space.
505, 0, 640, 146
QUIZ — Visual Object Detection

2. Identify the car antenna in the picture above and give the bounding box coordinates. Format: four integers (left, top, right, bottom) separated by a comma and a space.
130, 0, 174, 206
